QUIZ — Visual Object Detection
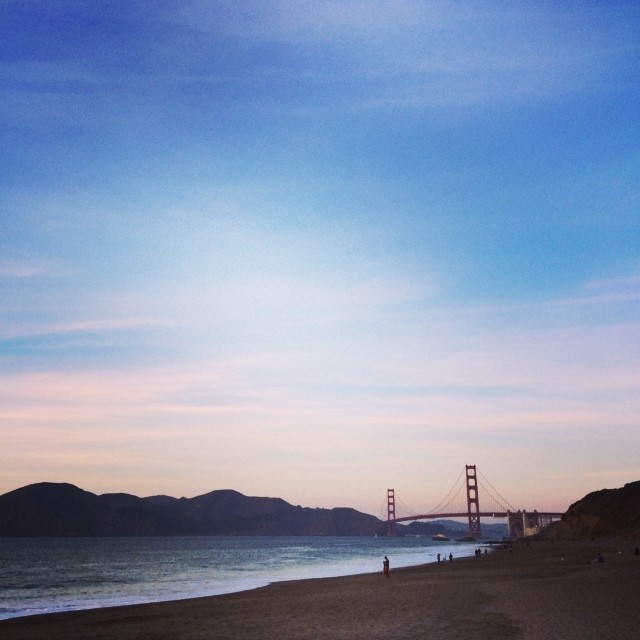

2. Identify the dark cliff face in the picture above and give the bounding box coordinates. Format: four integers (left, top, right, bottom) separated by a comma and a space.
0, 483, 190, 536
0, 483, 387, 537
0, 483, 100, 536
545, 480, 640, 539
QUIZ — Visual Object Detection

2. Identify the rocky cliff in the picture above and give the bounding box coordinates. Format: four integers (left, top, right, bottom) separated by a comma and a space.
545, 480, 640, 539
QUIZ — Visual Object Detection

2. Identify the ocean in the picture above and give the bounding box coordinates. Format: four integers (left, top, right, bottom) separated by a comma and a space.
0, 536, 478, 620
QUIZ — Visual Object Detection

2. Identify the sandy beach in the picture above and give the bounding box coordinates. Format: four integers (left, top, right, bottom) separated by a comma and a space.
1, 539, 638, 640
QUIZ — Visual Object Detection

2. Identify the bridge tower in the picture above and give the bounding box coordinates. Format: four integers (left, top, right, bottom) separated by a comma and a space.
465, 464, 482, 538
387, 488, 396, 536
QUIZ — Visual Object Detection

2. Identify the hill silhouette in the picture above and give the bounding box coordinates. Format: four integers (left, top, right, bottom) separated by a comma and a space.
545, 480, 640, 539
0, 483, 390, 537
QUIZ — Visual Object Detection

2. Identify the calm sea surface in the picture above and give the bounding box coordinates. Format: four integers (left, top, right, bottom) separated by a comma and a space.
0, 536, 477, 620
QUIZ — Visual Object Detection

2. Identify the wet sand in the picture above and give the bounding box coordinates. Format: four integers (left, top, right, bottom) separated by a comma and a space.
1, 539, 638, 639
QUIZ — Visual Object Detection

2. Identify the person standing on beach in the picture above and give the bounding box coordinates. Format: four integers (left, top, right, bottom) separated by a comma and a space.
383, 556, 390, 577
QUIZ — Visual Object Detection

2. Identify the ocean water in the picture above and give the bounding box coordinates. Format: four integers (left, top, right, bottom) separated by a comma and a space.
0, 536, 477, 620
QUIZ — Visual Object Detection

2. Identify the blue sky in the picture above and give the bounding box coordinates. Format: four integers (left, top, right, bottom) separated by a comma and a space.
1, 1, 639, 516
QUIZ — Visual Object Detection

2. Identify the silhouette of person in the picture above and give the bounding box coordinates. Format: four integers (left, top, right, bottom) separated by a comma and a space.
449, 552, 453, 563
383, 555, 390, 577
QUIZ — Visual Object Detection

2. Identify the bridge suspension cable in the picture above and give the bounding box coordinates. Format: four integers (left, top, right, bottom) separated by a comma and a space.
478, 469, 517, 512
395, 493, 420, 518
428, 466, 466, 514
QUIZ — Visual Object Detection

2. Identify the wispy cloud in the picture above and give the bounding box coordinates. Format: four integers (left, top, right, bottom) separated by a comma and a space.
0, 314, 171, 341
171, 1, 640, 110
0, 259, 57, 279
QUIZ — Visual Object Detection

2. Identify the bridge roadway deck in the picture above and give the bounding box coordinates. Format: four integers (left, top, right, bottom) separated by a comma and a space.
392, 511, 564, 523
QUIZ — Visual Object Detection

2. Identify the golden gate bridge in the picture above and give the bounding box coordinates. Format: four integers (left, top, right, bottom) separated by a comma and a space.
386, 465, 564, 538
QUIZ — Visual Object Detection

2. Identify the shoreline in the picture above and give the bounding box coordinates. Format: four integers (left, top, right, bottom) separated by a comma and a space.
1, 539, 638, 639
0, 539, 478, 622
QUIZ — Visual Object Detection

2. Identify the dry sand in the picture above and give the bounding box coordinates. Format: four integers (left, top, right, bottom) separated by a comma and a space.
1, 539, 638, 640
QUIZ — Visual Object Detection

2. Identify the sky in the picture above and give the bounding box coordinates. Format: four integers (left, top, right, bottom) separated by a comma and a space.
1, 1, 639, 518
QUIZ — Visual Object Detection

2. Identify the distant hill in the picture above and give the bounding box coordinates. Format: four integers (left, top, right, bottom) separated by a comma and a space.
545, 480, 640, 539
0, 483, 388, 537
405, 519, 507, 539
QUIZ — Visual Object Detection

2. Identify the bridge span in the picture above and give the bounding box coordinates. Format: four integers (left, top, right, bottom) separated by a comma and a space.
387, 465, 564, 538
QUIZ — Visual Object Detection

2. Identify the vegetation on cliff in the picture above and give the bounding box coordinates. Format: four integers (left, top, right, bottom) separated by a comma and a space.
545, 480, 640, 539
